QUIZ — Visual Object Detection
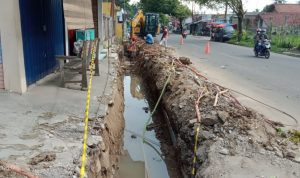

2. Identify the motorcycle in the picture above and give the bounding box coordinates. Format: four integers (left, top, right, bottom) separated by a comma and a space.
254, 39, 271, 59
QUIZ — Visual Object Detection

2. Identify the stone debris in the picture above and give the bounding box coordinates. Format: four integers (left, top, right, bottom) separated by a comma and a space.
29, 152, 56, 165
133, 41, 300, 178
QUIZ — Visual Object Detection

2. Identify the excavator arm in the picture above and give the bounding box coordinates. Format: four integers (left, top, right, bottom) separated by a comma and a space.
131, 10, 145, 37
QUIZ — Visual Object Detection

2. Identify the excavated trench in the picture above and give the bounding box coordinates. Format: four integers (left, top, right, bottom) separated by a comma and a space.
117, 67, 182, 178
121, 43, 299, 178
87, 44, 299, 178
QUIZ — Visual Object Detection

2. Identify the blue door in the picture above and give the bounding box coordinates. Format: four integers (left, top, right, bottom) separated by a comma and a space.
19, 0, 65, 85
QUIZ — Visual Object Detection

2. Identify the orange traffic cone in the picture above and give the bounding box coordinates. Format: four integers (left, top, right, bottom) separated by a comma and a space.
180, 36, 184, 45
204, 42, 210, 54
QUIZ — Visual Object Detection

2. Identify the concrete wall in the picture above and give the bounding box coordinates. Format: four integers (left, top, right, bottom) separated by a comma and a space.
0, 0, 27, 93
103, 2, 122, 38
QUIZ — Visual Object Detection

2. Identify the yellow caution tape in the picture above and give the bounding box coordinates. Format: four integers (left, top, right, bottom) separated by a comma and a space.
80, 40, 97, 178
192, 125, 200, 176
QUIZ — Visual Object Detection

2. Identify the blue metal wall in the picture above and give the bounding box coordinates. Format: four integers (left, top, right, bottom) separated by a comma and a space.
19, 0, 65, 85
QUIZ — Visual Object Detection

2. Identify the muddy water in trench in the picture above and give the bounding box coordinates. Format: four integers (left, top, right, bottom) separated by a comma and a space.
118, 74, 181, 178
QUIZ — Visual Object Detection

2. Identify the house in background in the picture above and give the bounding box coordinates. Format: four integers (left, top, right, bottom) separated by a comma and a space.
232, 12, 260, 32
258, 4, 300, 34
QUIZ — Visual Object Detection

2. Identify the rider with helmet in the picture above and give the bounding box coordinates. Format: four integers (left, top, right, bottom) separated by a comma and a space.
254, 28, 269, 52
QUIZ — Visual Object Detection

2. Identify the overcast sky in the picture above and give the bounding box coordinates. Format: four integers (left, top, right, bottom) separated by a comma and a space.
129, 0, 299, 14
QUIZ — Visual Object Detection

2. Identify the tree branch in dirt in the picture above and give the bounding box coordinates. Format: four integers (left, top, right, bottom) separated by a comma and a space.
175, 59, 208, 80
213, 89, 229, 106
0, 160, 39, 178
195, 89, 205, 122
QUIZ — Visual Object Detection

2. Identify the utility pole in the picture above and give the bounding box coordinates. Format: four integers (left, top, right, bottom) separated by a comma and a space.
191, 1, 194, 22
98, 0, 103, 42
224, 0, 228, 23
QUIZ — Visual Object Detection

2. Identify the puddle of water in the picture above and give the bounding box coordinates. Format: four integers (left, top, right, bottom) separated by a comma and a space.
119, 74, 177, 178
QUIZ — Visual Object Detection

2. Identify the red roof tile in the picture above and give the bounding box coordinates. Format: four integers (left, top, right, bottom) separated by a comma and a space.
274, 4, 300, 13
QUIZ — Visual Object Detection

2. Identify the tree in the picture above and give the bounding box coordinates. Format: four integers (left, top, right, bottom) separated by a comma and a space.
141, 0, 191, 32
262, 4, 275, 12
224, 0, 228, 21
159, 13, 170, 26
115, 0, 136, 18
227, 0, 246, 41
140, 0, 180, 15
173, 3, 192, 32
194, 0, 246, 41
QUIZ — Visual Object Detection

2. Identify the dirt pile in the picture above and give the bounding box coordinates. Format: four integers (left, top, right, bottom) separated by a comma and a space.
134, 43, 300, 178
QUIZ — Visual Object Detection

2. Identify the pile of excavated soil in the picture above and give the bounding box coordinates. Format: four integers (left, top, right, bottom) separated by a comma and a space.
134, 43, 300, 178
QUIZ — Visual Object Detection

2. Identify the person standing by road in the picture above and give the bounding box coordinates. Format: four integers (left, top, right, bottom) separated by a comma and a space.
160, 26, 168, 47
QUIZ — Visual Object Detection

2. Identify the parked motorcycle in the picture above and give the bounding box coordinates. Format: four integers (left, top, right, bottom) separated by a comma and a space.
254, 39, 271, 59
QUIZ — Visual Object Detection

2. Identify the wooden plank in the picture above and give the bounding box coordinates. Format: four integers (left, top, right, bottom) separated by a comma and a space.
63, 0, 94, 30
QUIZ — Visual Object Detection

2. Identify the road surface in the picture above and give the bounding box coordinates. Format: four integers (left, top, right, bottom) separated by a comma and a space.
167, 34, 300, 129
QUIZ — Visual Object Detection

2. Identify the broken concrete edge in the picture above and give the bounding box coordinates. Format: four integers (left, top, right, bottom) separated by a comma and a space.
77, 45, 125, 178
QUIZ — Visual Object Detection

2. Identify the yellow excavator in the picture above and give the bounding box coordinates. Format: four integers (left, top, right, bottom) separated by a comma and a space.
131, 10, 160, 37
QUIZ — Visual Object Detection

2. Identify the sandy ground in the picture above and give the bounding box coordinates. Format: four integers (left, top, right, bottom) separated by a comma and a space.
0, 47, 121, 178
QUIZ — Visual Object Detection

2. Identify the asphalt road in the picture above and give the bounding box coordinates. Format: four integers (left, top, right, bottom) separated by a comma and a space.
167, 34, 300, 129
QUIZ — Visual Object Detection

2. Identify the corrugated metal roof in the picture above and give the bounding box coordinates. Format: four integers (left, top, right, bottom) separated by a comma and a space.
63, 0, 94, 29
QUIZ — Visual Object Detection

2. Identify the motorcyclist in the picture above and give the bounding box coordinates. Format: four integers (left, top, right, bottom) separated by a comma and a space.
254, 29, 269, 52
259, 29, 268, 41
254, 28, 261, 51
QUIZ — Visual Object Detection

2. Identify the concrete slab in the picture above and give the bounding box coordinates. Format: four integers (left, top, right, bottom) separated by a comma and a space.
0, 49, 120, 177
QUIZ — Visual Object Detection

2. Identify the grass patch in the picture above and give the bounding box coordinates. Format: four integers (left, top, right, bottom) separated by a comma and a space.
228, 31, 300, 55
289, 130, 300, 144
271, 35, 300, 49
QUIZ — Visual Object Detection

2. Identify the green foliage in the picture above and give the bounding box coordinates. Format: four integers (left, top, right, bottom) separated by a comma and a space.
115, 0, 130, 7
276, 128, 287, 137
159, 13, 169, 26
271, 35, 300, 49
140, 0, 179, 15
263, 4, 275, 12
289, 130, 300, 144
229, 31, 300, 53
140, 0, 191, 31
115, 0, 137, 18
173, 4, 192, 22
230, 31, 254, 45
194, 0, 246, 41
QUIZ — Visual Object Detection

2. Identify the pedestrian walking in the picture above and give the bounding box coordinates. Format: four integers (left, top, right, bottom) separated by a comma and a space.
159, 26, 168, 47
